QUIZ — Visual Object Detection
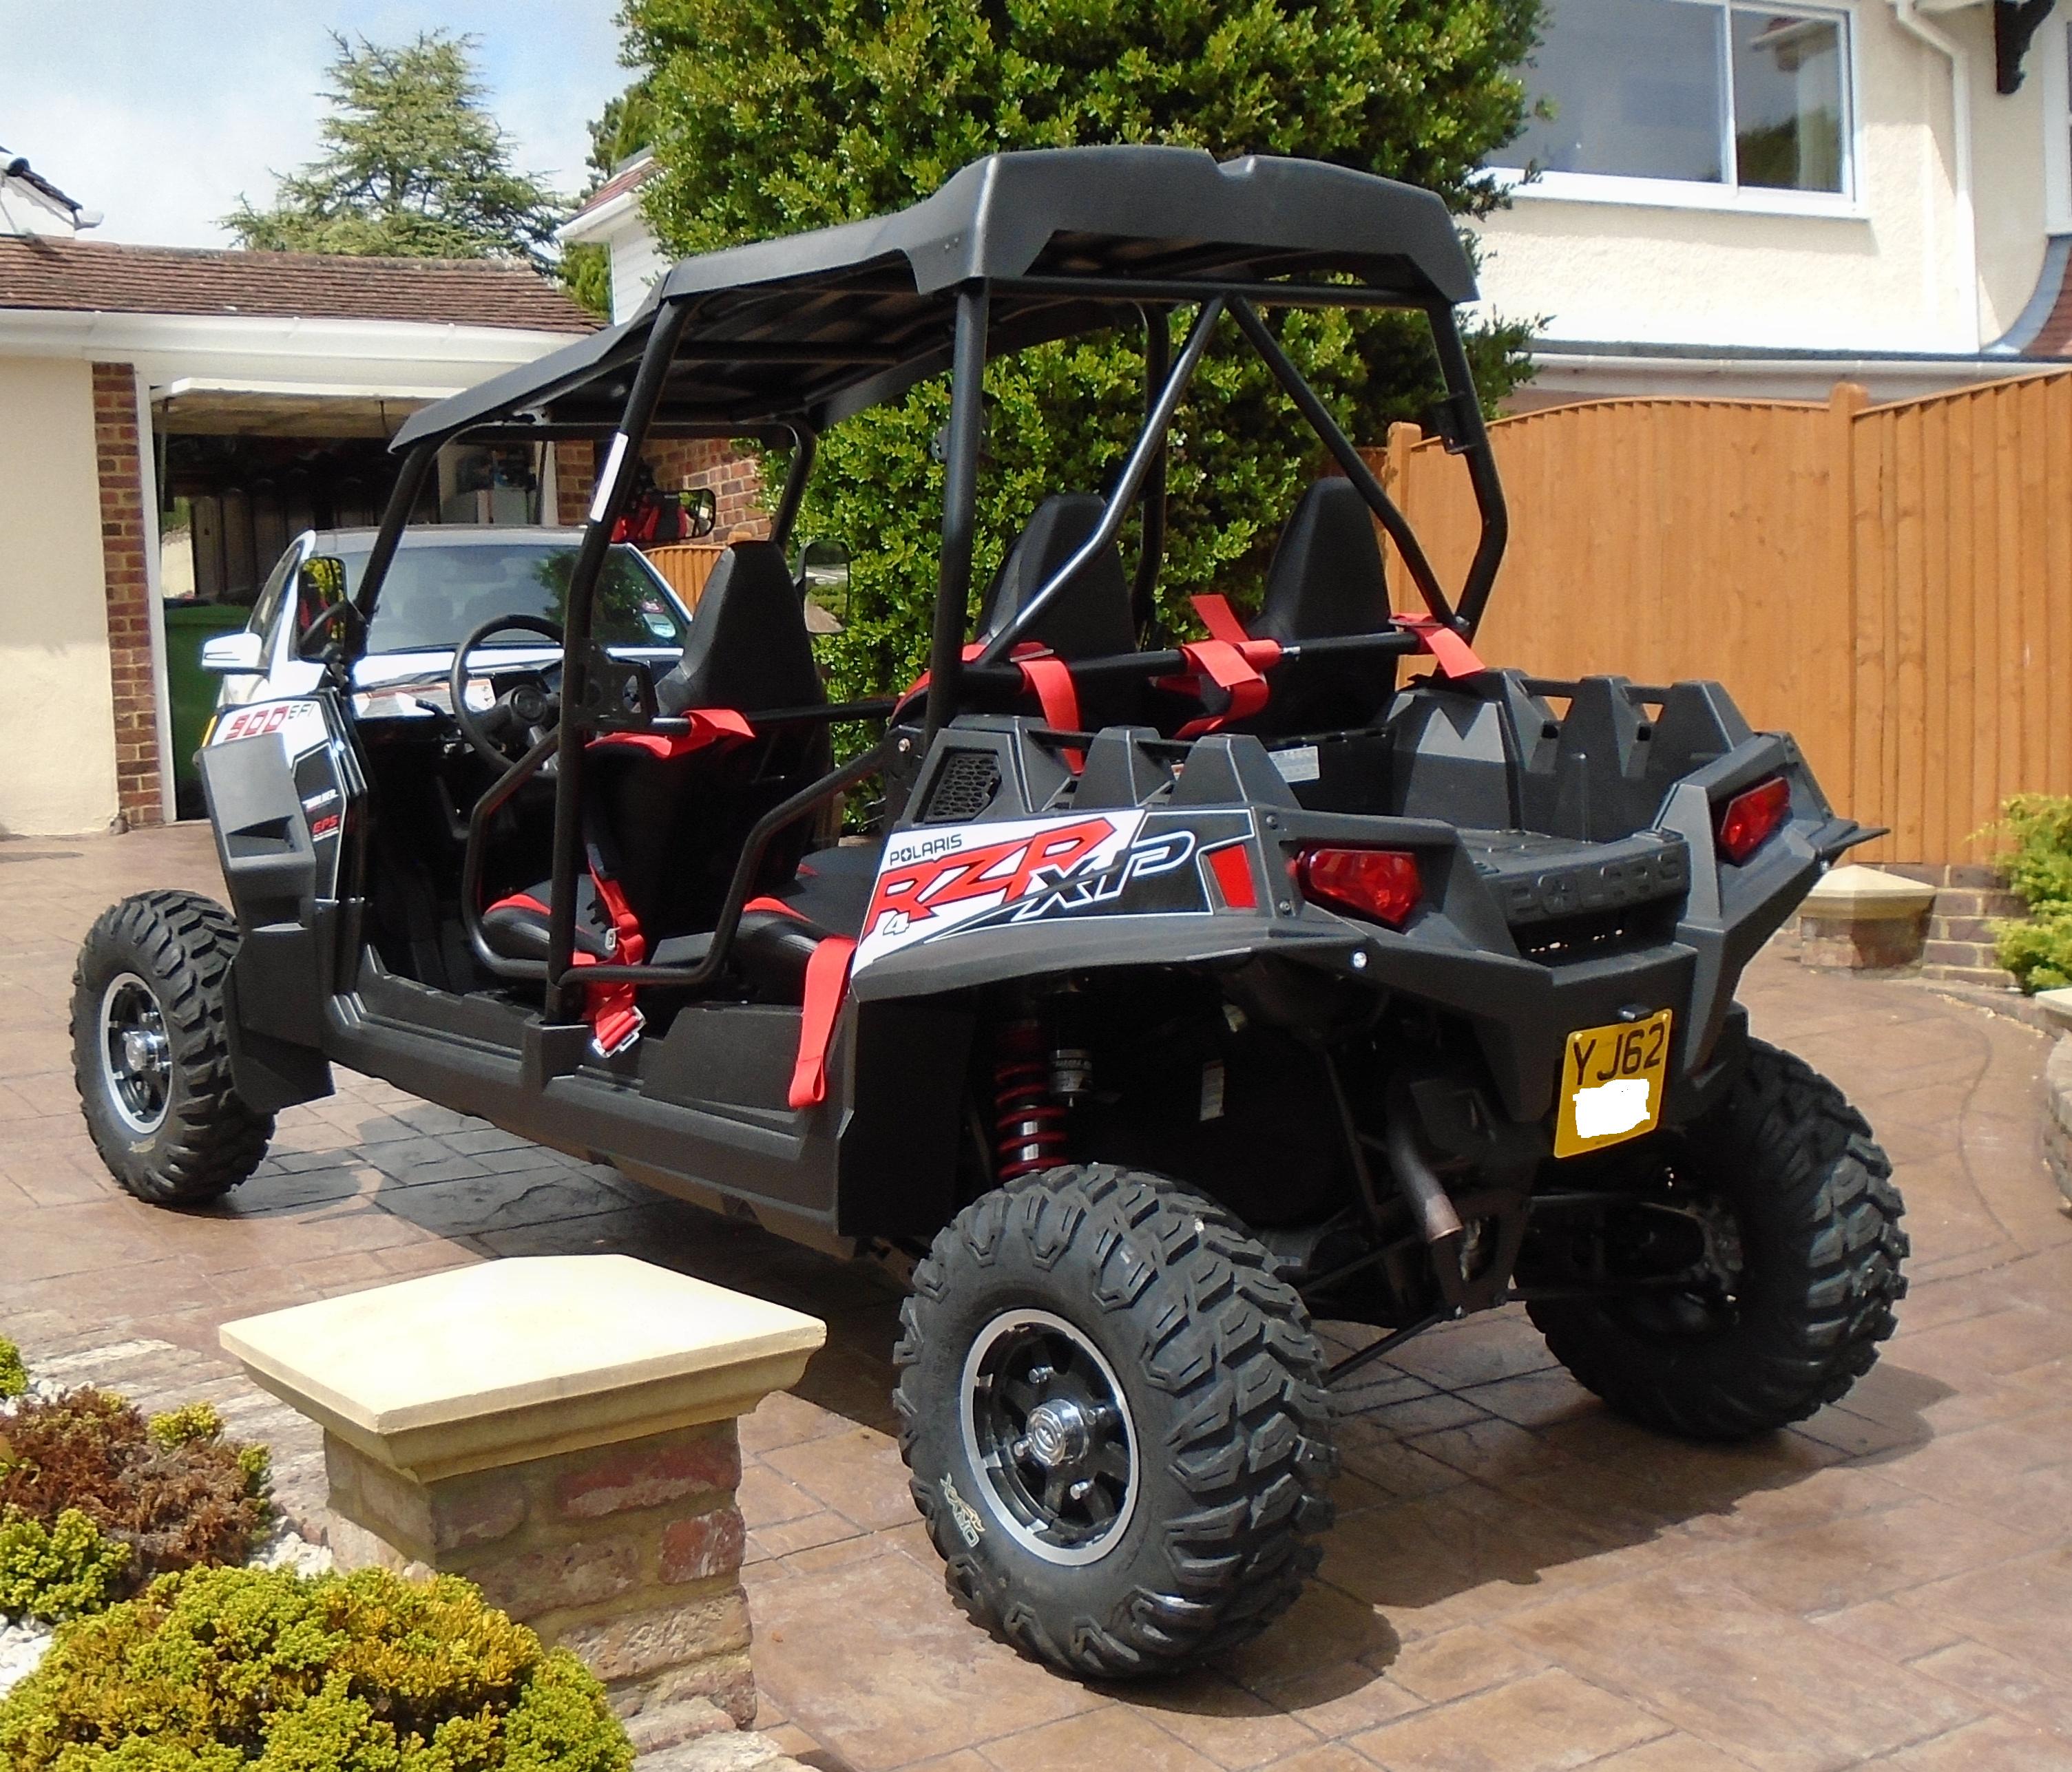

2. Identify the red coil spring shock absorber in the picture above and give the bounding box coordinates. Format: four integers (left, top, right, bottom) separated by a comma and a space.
994, 1020, 1069, 1181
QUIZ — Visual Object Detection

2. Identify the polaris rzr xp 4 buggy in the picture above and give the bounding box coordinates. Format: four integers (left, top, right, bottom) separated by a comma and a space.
74, 147, 1906, 1679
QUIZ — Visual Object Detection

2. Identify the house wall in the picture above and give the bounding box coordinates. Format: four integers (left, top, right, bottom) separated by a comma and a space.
0, 356, 121, 833
1472, 3, 2047, 356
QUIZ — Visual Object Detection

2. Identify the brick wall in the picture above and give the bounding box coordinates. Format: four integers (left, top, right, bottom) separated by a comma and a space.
92, 362, 162, 827
553, 436, 768, 542
1877, 864, 2024, 987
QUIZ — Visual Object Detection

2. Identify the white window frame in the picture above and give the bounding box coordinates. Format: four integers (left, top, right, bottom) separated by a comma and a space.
1489, 0, 1865, 220
2042, 9, 2072, 235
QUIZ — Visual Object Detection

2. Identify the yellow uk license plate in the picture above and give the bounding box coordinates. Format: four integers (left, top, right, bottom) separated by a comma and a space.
1554, 1009, 1673, 1159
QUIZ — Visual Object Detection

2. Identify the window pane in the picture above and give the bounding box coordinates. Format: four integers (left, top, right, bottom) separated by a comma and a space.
353, 544, 687, 655
1492, 0, 1726, 183
1732, 11, 1845, 191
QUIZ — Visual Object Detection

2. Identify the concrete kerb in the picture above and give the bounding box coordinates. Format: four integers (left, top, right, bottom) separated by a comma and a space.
220, 1254, 826, 1747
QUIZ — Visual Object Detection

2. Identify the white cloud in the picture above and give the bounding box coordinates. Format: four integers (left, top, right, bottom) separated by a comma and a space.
0, 1, 629, 248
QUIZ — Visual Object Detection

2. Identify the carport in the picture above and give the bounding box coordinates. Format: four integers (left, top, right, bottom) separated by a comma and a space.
0, 234, 594, 834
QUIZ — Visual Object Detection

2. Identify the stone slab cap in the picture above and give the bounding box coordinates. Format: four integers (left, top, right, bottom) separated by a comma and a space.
1803, 864, 1939, 921
221, 1254, 825, 1482
2037, 987, 2072, 1034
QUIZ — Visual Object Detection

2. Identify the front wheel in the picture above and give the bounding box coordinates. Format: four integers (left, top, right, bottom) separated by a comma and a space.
70, 891, 273, 1205
893, 1165, 1337, 1679
1527, 1039, 1907, 1439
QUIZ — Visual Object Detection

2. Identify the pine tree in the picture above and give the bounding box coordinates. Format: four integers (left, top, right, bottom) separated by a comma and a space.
612, 0, 1545, 700
226, 32, 567, 271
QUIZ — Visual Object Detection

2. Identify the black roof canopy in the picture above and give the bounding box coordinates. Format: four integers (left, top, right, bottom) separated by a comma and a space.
393, 146, 1476, 452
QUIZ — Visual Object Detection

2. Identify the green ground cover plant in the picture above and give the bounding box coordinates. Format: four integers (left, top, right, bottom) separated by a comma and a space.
1992, 794, 2072, 991
0, 1339, 25, 1401
0, 1565, 633, 1771
0, 1389, 270, 1623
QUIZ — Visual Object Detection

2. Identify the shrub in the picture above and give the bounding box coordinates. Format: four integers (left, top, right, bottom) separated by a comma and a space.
1993, 794, 2072, 992
0, 1508, 131, 1623
0, 1340, 25, 1402
0, 1389, 270, 1611
0, 1565, 634, 1772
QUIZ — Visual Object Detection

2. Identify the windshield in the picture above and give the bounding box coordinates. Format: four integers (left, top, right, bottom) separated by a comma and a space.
348, 542, 688, 655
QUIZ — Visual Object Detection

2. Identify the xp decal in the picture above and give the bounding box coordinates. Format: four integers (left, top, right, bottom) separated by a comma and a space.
855, 812, 1147, 967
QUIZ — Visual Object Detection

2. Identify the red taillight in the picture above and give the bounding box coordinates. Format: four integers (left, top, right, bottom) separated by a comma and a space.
1295, 847, 1421, 927
1717, 777, 1790, 863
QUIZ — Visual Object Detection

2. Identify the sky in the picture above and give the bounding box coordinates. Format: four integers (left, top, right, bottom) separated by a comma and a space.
0, 1, 632, 247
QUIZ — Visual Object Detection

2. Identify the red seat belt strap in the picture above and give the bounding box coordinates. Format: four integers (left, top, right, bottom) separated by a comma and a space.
1166, 597, 1282, 736
788, 936, 856, 1109
1393, 614, 1485, 679
589, 708, 754, 759
575, 867, 647, 1056
1192, 593, 1252, 646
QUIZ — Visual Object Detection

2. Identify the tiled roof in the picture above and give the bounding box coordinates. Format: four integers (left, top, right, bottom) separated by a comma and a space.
0, 235, 595, 333
567, 154, 657, 224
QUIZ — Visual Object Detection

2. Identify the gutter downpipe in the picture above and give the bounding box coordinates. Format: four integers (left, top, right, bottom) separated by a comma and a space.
1892, 0, 1980, 352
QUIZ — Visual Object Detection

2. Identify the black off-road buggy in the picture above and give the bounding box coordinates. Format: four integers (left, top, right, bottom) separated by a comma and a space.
73, 147, 1905, 1678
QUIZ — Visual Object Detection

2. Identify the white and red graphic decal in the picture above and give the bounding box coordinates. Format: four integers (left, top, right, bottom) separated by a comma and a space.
211, 698, 328, 756
854, 812, 1148, 969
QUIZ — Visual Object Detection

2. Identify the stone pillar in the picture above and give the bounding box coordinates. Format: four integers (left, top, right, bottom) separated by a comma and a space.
220, 1255, 824, 1738
1797, 865, 1938, 971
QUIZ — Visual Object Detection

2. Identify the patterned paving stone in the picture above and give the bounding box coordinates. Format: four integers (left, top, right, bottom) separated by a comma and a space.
3, 824, 2071, 1769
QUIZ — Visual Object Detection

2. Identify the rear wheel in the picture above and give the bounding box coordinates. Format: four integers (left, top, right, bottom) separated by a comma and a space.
70, 891, 273, 1205
894, 1164, 1337, 1678
1527, 1040, 1907, 1439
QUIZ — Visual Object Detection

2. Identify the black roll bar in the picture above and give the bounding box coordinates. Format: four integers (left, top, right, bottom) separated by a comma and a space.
353, 440, 438, 618
974, 297, 1224, 670
768, 424, 818, 551
1132, 306, 1171, 642
1425, 309, 1509, 634
922, 286, 991, 749
1226, 299, 1461, 631
543, 297, 694, 1024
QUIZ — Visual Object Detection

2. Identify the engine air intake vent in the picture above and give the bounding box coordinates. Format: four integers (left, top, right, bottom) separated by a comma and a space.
922, 750, 1002, 823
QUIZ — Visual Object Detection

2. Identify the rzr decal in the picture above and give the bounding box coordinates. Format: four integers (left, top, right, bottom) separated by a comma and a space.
959, 827, 1198, 936
855, 812, 1146, 967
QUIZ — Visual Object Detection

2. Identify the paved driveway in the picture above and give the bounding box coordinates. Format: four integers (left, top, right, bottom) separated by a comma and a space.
5, 825, 2071, 1771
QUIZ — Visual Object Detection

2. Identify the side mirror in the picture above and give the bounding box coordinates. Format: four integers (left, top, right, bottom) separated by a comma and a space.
293, 556, 354, 657
794, 539, 851, 634
200, 629, 264, 675
678, 487, 717, 539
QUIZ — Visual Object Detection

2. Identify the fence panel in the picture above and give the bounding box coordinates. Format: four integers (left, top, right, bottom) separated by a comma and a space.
1381, 373, 2072, 863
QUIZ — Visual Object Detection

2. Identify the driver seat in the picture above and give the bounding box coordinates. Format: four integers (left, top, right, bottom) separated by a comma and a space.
481, 541, 840, 1002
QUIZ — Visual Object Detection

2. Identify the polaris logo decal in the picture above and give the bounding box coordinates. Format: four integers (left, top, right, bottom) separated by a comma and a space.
857, 812, 1148, 967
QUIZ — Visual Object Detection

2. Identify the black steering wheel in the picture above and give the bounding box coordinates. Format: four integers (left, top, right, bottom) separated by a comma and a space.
449, 614, 564, 766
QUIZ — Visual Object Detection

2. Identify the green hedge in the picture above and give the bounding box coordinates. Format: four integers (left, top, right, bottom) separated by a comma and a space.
1993, 794, 2072, 992
0, 1565, 633, 1771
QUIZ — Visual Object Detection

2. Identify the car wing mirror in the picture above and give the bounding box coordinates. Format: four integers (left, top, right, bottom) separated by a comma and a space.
678, 487, 717, 539
795, 539, 850, 634
200, 629, 264, 674
293, 556, 355, 658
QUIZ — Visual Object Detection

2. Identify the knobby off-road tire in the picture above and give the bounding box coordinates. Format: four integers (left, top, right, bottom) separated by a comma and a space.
1529, 1038, 1907, 1440
70, 890, 273, 1205
894, 1164, 1338, 1679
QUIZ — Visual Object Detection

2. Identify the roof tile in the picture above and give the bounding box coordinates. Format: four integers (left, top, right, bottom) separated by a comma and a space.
0, 235, 595, 332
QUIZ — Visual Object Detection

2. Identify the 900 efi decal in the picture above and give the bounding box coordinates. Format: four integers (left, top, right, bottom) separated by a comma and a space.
853, 810, 1253, 969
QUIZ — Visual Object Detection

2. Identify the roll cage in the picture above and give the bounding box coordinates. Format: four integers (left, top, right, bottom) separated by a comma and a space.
353, 146, 1509, 1033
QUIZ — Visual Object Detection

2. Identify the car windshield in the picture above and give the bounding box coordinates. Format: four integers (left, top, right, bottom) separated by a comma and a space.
347, 542, 688, 655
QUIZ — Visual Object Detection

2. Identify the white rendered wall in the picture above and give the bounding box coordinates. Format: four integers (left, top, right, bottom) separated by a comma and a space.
1472, 3, 2049, 356
0, 357, 118, 832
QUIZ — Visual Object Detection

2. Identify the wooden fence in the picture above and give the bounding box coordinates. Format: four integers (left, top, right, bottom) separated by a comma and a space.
1379, 373, 2072, 864
642, 542, 727, 611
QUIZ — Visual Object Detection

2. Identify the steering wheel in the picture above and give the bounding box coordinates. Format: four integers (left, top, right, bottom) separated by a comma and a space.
449, 614, 564, 766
